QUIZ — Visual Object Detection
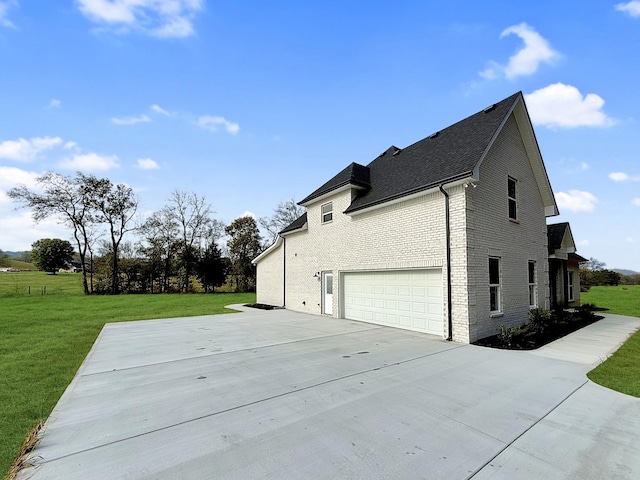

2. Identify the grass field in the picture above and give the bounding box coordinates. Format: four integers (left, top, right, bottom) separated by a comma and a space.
0, 271, 255, 478
582, 285, 640, 398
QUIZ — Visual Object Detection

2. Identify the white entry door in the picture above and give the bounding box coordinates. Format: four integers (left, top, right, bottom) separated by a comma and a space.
322, 272, 333, 315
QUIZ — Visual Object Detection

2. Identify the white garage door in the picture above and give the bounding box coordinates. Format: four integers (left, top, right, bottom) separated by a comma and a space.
343, 269, 443, 336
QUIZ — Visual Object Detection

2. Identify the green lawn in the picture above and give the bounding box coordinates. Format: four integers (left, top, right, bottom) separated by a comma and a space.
0, 271, 255, 478
582, 285, 640, 398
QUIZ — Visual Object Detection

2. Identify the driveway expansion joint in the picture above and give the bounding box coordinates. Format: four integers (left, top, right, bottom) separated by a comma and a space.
465, 379, 590, 479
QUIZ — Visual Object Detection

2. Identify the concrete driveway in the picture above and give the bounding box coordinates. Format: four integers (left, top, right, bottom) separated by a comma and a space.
19, 307, 640, 479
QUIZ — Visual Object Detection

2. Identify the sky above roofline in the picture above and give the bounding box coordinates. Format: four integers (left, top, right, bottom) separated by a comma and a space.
1, 1, 639, 271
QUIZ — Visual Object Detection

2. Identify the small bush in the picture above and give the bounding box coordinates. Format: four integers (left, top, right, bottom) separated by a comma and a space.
574, 303, 598, 323
497, 324, 525, 348
528, 308, 552, 336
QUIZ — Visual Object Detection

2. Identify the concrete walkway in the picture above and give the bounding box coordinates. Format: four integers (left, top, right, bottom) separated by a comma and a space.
18, 309, 640, 479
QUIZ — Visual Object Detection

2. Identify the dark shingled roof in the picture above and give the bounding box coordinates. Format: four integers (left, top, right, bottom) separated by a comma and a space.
279, 212, 307, 234
299, 162, 371, 205
547, 222, 570, 252
299, 92, 523, 214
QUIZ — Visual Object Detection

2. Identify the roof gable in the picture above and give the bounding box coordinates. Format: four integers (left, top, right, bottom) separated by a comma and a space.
548, 222, 576, 255
299, 163, 370, 206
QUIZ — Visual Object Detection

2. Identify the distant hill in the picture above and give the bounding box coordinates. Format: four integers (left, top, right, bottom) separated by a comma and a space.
0, 258, 35, 270
614, 269, 639, 276
4, 251, 27, 258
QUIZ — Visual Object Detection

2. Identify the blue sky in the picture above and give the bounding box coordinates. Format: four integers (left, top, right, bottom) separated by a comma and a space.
1, 1, 639, 271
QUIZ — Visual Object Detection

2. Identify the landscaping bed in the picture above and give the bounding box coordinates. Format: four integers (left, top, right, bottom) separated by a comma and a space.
473, 305, 605, 350
244, 303, 282, 310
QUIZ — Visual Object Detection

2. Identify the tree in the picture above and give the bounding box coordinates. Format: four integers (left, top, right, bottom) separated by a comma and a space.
165, 191, 215, 292
9, 172, 98, 294
226, 216, 263, 292
259, 199, 305, 246
196, 243, 228, 292
580, 257, 622, 287
140, 209, 180, 293
86, 176, 139, 294
31, 238, 74, 274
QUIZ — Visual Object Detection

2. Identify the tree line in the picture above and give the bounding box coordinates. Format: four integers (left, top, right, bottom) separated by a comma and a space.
9, 172, 303, 295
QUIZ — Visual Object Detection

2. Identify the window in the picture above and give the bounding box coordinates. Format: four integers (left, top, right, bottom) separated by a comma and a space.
321, 202, 333, 224
528, 261, 537, 307
568, 271, 575, 302
508, 177, 517, 220
489, 257, 501, 313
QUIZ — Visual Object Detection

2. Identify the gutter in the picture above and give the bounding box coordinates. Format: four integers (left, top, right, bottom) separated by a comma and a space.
282, 237, 286, 307
439, 184, 454, 342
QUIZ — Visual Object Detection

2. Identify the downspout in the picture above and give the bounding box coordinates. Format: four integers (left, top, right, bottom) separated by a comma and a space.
282, 237, 286, 308
439, 184, 453, 341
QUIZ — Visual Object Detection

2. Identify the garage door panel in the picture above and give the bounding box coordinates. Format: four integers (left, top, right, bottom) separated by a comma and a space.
343, 269, 443, 335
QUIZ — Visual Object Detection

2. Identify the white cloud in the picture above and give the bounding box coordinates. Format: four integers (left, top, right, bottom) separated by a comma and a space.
626, 236, 635, 243
616, 1, 640, 17
633, 198, 640, 207
136, 158, 159, 170
59, 152, 119, 171
197, 115, 240, 135
241, 210, 255, 218
609, 171, 640, 182
64, 141, 78, 150
609, 172, 629, 181
0, 136, 63, 162
111, 114, 151, 125
0, 166, 40, 189
76, 0, 203, 38
578, 239, 590, 247
49, 99, 61, 108
151, 104, 169, 115
0, 210, 71, 251
525, 83, 615, 128
0, 1, 16, 28
480, 23, 559, 80
556, 190, 598, 212
580, 162, 589, 170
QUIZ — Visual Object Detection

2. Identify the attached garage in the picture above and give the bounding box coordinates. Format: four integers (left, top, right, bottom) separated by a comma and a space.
342, 269, 444, 336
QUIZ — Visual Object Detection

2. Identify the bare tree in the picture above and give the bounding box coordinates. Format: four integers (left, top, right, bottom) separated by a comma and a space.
140, 209, 180, 293
165, 190, 215, 292
259, 199, 305, 246
9, 172, 97, 294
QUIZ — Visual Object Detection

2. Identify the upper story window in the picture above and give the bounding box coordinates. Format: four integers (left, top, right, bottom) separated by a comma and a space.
321, 202, 333, 224
489, 257, 501, 314
508, 177, 517, 220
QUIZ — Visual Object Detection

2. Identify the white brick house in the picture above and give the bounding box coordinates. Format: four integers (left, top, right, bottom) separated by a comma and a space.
254, 92, 570, 343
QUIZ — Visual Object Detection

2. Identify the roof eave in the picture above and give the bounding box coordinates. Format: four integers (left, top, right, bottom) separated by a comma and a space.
345, 173, 474, 216
299, 183, 367, 207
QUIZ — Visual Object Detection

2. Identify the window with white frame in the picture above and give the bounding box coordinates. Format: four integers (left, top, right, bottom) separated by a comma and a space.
528, 261, 537, 307
489, 257, 501, 313
321, 202, 333, 224
508, 177, 517, 220
568, 271, 575, 302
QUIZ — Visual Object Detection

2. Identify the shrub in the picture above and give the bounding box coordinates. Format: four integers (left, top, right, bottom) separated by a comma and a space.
497, 324, 525, 348
528, 308, 552, 336
574, 303, 598, 323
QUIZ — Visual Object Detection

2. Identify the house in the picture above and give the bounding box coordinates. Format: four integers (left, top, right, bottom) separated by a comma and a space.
547, 222, 586, 309
254, 92, 582, 343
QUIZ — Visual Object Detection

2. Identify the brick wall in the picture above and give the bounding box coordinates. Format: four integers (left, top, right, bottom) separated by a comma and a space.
465, 115, 550, 342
